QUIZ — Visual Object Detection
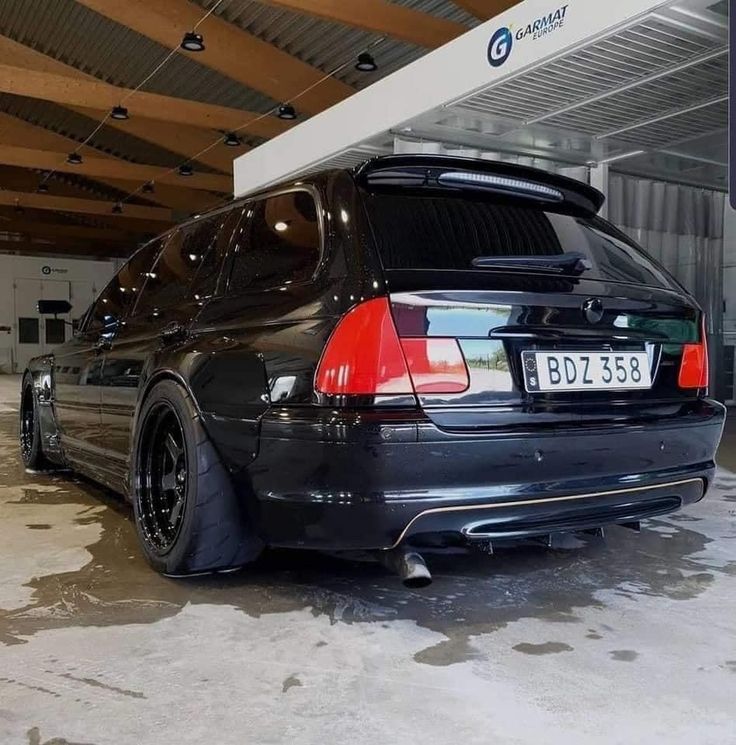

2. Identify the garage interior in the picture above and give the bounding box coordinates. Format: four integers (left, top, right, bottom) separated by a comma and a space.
1, 0, 735, 743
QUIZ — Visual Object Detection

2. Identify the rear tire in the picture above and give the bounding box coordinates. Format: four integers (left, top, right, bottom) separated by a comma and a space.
19, 375, 51, 470
131, 379, 263, 575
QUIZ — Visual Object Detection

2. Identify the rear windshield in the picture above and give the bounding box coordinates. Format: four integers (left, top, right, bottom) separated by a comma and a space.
362, 193, 673, 289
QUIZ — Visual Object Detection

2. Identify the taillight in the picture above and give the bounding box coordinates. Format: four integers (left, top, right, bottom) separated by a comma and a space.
678, 316, 709, 390
315, 298, 470, 396
315, 298, 413, 395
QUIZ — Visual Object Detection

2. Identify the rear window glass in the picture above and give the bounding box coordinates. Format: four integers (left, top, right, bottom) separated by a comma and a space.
362, 193, 672, 289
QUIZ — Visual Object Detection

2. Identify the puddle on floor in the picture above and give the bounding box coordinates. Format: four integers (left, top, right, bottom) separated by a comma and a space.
1, 411, 734, 668
512, 641, 574, 655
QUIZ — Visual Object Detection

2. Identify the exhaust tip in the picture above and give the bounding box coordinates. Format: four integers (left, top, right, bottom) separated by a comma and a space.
400, 552, 432, 588
403, 573, 432, 589
378, 547, 432, 588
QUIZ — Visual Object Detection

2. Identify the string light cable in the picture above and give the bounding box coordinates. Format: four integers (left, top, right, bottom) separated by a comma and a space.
37, 0, 227, 191
117, 35, 387, 215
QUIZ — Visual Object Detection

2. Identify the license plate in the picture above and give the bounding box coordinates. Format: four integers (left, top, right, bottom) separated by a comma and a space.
522, 351, 652, 392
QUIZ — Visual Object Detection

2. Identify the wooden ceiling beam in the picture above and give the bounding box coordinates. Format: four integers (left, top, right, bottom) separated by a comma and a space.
0, 62, 289, 138
0, 189, 172, 222
70, 106, 239, 173
450, 0, 518, 21
0, 233, 126, 253
0, 239, 130, 258
0, 143, 231, 192
75, 0, 353, 114
2, 211, 165, 238
0, 168, 170, 236
0, 203, 170, 237
0, 35, 235, 174
252, 0, 466, 47
0, 217, 132, 244
0, 163, 109, 201
0, 112, 220, 213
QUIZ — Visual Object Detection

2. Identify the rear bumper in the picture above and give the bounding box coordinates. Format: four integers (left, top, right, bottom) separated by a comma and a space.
240, 400, 725, 550
393, 478, 704, 545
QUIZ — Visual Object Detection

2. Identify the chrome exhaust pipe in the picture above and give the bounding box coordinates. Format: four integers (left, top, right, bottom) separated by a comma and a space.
379, 546, 432, 588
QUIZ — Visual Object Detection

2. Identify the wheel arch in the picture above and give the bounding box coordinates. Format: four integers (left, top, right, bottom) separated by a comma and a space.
138, 368, 198, 409
132, 367, 202, 448
132, 348, 270, 483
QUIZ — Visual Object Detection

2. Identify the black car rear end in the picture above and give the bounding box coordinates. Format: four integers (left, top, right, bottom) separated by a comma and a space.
251, 156, 725, 551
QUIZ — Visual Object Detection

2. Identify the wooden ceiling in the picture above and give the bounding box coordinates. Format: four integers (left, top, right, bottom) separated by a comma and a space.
0, 0, 516, 261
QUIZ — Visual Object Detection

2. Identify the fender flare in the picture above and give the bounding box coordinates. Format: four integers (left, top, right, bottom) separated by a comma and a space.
23, 357, 65, 465
131, 367, 203, 446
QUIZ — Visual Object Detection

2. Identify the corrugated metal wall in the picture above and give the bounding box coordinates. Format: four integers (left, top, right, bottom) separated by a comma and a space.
609, 174, 725, 398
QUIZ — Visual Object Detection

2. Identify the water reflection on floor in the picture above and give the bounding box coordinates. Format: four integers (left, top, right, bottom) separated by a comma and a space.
1, 385, 735, 744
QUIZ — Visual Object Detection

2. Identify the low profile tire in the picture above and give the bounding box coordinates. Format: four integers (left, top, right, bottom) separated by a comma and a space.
19, 375, 51, 470
131, 379, 263, 575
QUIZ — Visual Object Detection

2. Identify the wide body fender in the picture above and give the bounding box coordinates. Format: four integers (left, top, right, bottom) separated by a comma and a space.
24, 355, 66, 466
131, 340, 272, 480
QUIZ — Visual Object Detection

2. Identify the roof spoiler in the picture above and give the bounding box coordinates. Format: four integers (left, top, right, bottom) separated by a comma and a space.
353, 155, 605, 215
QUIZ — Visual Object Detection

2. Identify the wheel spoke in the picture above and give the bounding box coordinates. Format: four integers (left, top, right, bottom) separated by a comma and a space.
165, 432, 182, 463
161, 470, 178, 493
169, 494, 184, 526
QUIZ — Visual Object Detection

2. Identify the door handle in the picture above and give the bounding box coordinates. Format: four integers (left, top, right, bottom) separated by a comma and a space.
94, 336, 112, 353
159, 321, 187, 342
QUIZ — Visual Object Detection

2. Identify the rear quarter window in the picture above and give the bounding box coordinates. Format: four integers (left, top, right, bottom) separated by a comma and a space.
362, 193, 673, 289
228, 190, 321, 293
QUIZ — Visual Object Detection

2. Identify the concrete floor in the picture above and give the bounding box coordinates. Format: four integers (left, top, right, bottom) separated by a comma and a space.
1, 375, 735, 745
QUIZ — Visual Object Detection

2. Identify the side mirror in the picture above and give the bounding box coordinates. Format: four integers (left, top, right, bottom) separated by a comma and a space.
37, 299, 73, 316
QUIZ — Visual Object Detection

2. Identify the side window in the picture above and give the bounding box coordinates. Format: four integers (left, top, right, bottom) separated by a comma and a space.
190, 208, 241, 300
86, 239, 163, 332
228, 190, 321, 293
134, 217, 219, 317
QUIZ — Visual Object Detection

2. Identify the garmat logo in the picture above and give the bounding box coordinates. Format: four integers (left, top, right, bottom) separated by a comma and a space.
487, 4, 569, 68
487, 26, 513, 67
515, 4, 569, 41
40, 265, 69, 276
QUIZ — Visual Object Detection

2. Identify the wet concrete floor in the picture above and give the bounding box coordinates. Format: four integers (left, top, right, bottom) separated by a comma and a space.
1, 375, 735, 744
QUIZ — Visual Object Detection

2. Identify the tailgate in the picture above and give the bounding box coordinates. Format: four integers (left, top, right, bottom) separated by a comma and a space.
387, 271, 702, 431
359, 164, 704, 432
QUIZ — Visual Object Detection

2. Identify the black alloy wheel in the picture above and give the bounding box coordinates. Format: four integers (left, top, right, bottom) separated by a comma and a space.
137, 404, 189, 554
131, 379, 263, 575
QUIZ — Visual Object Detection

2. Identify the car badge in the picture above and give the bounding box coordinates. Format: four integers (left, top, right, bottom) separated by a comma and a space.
582, 298, 604, 325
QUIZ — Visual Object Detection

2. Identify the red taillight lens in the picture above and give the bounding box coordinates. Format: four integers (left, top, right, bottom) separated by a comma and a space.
678, 316, 709, 390
315, 298, 470, 396
315, 298, 413, 395
400, 338, 469, 393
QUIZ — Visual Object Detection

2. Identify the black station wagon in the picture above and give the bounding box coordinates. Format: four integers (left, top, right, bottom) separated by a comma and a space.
20, 155, 725, 586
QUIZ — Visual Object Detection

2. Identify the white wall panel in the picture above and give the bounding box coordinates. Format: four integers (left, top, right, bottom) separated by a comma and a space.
0, 254, 116, 373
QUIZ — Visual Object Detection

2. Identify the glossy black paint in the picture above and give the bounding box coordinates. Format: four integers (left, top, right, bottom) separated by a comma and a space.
250, 400, 721, 549
25, 157, 726, 554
